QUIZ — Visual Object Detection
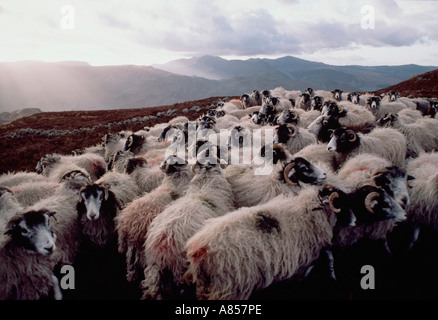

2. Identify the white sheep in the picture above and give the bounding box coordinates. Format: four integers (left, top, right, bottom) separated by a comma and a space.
184, 183, 402, 300
76, 171, 141, 247
405, 152, 438, 250
0, 209, 62, 300
273, 124, 317, 155
224, 146, 327, 208
140, 154, 234, 300
115, 155, 194, 283
327, 127, 407, 170
377, 113, 438, 157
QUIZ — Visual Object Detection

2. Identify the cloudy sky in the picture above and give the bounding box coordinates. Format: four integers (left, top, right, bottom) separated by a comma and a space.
0, 0, 437, 66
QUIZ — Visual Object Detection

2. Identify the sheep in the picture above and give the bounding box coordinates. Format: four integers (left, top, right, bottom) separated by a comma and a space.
76, 171, 141, 247
9, 180, 60, 207
366, 96, 407, 119
241, 90, 262, 108
296, 93, 311, 111
0, 171, 48, 188
38, 152, 106, 182
140, 152, 235, 300
115, 155, 194, 283
0, 187, 23, 234
396, 108, 423, 124
124, 131, 148, 156
413, 99, 432, 116
332, 89, 343, 101
377, 113, 438, 158
27, 169, 91, 266
312, 96, 324, 111
103, 132, 131, 163
320, 100, 376, 133
183, 183, 401, 300
294, 143, 339, 172
347, 92, 361, 105
0, 209, 62, 300
228, 105, 261, 120
276, 109, 299, 126
396, 96, 417, 110
273, 124, 317, 155
294, 108, 321, 128
405, 152, 438, 250
304, 87, 314, 98
327, 127, 407, 170
224, 146, 328, 208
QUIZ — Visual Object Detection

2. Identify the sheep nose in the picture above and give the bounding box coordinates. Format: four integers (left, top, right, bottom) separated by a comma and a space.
401, 196, 409, 208
44, 245, 54, 254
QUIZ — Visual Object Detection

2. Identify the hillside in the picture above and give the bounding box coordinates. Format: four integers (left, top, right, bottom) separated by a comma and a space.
1, 57, 436, 112
0, 96, 236, 174
374, 68, 438, 97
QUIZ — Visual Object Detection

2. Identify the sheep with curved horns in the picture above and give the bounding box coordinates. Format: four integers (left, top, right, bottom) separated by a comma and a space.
115, 155, 194, 283
325, 183, 407, 280
0, 209, 62, 300
224, 145, 328, 209
327, 127, 407, 170
405, 152, 438, 251
296, 93, 312, 111
140, 151, 234, 300
366, 96, 408, 119
273, 124, 317, 155
377, 113, 438, 158
184, 183, 400, 300
77, 171, 141, 247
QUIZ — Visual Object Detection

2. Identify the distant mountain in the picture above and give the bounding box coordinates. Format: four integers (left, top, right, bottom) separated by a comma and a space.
0, 108, 42, 126
0, 57, 436, 112
155, 55, 437, 92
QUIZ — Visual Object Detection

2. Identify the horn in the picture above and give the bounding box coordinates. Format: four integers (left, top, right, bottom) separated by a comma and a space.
191, 161, 200, 174
364, 191, 380, 215
287, 124, 298, 138
337, 105, 344, 114
329, 192, 341, 213
370, 168, 387, 187
290, 111, 298, 120
283, 161, 298, 186
346, 129, 357, 142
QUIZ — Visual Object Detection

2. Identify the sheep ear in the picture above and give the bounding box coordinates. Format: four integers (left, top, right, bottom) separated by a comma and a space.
4, 216, 23, 236
407, 175, 415, 181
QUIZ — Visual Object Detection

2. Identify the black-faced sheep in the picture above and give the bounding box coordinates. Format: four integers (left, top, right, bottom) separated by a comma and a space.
184, 184, 400, 300
377, 113, 438, 158
273, 124, 317, 155
77, 171, 141, 247
327, 127, 407, 169
0, 209, 61, 300
405, 152, 438, 250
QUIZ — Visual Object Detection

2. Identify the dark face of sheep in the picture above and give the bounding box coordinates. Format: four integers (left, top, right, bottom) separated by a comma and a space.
5, 210, 57, 256
206, 110, 217, 117
348, 93, 361, 104
367, 97, 381, 113
331, 89, 343, 101
78, 185, 110, 221
273, 124, 298, 144
305, 88, 314, 95
327, 127, 360, 153
126, 157, 148, 175
258, 144, 288, 165
124, 134, 146, 154
228, 126, 250, 149
277, 109, 299, 126
215, 110, 226, 118
348, 185, 406, 224
260, 103, 275, 116
319, 185, 356, 227
160, 155, 187, 174
251, 111, 263, 125
281, 157, 327, 186
371, 167, 414, 209
299, 93, 310, 104
376, 113, 397, 127
321, 101, 345, 117
389, 91, 399, 102
240, 93, 250, 104
312, 96, 324, 111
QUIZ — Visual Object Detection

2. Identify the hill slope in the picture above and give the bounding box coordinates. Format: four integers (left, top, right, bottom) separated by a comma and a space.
374, 68, 438, 97
1, 57, 436, 112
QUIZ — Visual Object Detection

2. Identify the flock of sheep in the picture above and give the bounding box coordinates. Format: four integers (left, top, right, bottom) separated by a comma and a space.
1, 87, 438, 300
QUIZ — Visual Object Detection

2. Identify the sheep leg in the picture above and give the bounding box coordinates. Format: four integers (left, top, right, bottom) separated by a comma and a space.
407, 226, 421, 251
51, 274, 63, 300
140, 265, 162, 300
325, 248, 337, 281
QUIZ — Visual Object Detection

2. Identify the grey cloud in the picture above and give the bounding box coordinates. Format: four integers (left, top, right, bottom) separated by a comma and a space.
99, 13, 134, 30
